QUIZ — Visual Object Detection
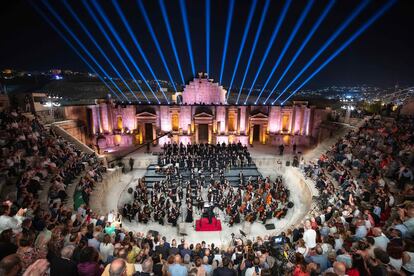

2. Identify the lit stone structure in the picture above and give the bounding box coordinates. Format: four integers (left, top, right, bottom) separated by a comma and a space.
63, 73, 329, 150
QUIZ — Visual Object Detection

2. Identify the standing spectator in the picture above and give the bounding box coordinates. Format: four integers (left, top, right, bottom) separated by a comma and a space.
0, 254, 22, 276
129, 158, 135, 172
303, 220, 316, 250
108, 258, 126, 276
99, 235, 114, 264
50, 245, 78, 276
0, 229, 18, 261
346, 253, 369, 276
168, 255, 187, 276
77, 247, 103, 276
213, 257, 236, 276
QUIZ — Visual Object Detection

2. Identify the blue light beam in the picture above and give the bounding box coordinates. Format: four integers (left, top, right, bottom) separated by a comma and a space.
235, 0, 271, 104
29, 1, 122, 101
82, 0, 156, 103
137, 0, 178, 93
272, 0, 371, 104
259, 0, 314, 105
41, 0, 129, 101
219, 0, 235, 84
179, 0, 196, 77
226, 0, 258, 101
260, 0, 335, 104
280, 0, 397, 105
109, 0, 169, 103
90, 1, 168, 103
159, 0, 185, 85
206, 0, 210, 75
244, 0, 292, 103
62, 0, 143, 103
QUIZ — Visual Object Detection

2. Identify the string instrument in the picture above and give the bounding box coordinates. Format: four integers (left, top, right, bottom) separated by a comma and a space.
266, 194, 272, 205
274, 208, 284, 219
257, 204, 265, 213
239, 203, 246, 213
226, 205, 232, 215
245, 212, 255, 223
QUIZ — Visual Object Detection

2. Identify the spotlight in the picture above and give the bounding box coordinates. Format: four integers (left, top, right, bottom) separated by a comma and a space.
235, 0, 271, 104
226, 0, 258, 101
137, 0, 178, 93
159, 0, 185, 85
280, 0, 397, 104
273, 0, 370, 104
90, 1, 163, 103
258, 0, 314, 105
206, 0, 210, 75
219, 0, 235, 84
179, 0, 196, 76
62, 0, 142, 102
96, 0, 168, 103
40, 0, 128, 101
244, 0, 291, 103
260, 0, 335, 104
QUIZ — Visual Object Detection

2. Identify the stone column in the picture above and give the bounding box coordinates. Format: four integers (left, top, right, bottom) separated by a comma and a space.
237, 108, 240, 135
208, 123, 212, 144
262, 123, 267, 144
139, 123, 143, 144
107, 103, 113, 132
225, 110, 229, 134
195, 124, 199, 144
249, 123, 254, 145
152, 123, 157, 145
291, 109, 296, 134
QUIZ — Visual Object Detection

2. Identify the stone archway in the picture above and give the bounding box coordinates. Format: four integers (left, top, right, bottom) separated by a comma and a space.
249, 112, 268, 145
136, 111, 157, 145
193, 111, 213, 144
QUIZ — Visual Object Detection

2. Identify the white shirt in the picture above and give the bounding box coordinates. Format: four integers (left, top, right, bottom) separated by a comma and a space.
374, 234, 390, 251
303, 228, 317, 249
99, 242, 114, 262
245, 267, 261, 276
0, 215, 23, 233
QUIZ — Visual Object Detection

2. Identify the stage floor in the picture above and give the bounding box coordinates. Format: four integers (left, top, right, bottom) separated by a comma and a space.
97, 143, 327, 247
105, 165, 313, 247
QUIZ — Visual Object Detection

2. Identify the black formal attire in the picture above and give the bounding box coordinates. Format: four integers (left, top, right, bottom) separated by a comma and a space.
50, 256, 78, 276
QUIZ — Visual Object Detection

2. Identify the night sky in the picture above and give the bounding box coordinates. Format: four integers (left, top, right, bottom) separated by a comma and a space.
1, 0, 413, 88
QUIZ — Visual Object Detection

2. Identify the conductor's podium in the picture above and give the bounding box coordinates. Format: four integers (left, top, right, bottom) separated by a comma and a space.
195, 217, 222, 231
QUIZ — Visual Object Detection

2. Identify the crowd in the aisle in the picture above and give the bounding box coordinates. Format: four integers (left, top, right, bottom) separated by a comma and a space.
0, 108, 413, 276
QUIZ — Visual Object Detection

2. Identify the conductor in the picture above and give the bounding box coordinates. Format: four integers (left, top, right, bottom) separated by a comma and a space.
202, 203, 215, 224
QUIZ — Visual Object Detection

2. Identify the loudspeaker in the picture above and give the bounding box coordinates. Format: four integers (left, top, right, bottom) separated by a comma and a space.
265, 224, 275, 230
287, 201, 294, 208
178, 223, 187, 236
285, 161, 290, 166
148, 230, 159, 237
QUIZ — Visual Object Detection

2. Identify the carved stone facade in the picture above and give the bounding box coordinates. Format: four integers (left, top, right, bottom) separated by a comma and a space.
63, 77, 329, 150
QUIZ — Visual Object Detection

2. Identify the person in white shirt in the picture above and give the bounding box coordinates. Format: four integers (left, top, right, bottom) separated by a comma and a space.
99, 234, 114, 263
0, 203, 24, 234
372, 227, 390, 251
303, 220, 317, 249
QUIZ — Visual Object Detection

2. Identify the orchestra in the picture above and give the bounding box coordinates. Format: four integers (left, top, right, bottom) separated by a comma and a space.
122, 142, 291, 228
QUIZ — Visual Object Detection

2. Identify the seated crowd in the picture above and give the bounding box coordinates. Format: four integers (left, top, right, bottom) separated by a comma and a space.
291, 115, 414, 275
0, 109, 412, 276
